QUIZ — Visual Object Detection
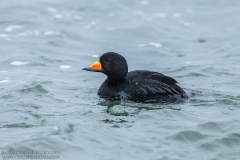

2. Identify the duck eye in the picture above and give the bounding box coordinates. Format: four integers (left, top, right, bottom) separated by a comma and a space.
108, 58, 112, 62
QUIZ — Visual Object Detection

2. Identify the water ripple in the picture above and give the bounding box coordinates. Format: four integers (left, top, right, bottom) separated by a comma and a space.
169, 130, 207, 142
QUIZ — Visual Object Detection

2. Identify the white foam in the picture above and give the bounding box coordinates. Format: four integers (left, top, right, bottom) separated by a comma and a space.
0, 34, 9, 38
173, 13, 181, 18
138, 44, 147, 47
53, 126, 59, 130
91, 21, 96, 25
108, 13, 115, 17
0, 71, 8, 73
84, 22, 96, 29
74, 16, 81, 20
149, 42, 162, 47
34, 30, 40, 36
186, 61, 191, 64
64, 13, 71, 17
44, 31, 59, 35
141, 1, 149, 5
48, 7, 57, 13
184, 22, 192, 26
11, 61, 29, 66
14, 32, 31, 37
186, 9, 192, 13
5, 27, 13, 32
91, 55, 99, 58
5, 25, 24, 32
0, 80, 9, 83
55, 14, 63, 19
60, 65, 72, 69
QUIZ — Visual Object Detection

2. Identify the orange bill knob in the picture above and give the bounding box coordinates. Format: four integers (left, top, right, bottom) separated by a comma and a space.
90, 61, 102, 70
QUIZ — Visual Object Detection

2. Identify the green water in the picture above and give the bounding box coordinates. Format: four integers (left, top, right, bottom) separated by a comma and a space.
0, 0, 240, 160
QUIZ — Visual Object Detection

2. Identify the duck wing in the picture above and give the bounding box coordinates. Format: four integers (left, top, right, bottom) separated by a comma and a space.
122, 70, 187, 103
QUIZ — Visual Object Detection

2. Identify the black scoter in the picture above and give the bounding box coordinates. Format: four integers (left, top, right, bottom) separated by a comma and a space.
83, 52, 188, 103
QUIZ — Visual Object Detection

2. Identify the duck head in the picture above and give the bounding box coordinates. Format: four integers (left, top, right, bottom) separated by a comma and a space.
83, 52, 128, 82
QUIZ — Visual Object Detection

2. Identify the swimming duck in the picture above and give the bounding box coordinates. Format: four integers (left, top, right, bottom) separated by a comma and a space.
83, 52, 188, 103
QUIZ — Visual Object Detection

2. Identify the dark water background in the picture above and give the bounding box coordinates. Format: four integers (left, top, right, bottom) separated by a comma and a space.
0, 0, 240, 159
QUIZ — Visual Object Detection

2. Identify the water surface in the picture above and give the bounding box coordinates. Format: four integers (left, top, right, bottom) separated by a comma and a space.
0, 0, 240, 160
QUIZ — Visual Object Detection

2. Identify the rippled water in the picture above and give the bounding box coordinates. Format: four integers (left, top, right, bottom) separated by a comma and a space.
1, 0, 240, 159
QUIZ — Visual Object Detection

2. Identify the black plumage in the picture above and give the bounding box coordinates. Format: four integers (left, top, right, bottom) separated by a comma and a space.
83, 52, 188, 103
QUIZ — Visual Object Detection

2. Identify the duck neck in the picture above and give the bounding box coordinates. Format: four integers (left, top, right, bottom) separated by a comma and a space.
106, 76, 127, 85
